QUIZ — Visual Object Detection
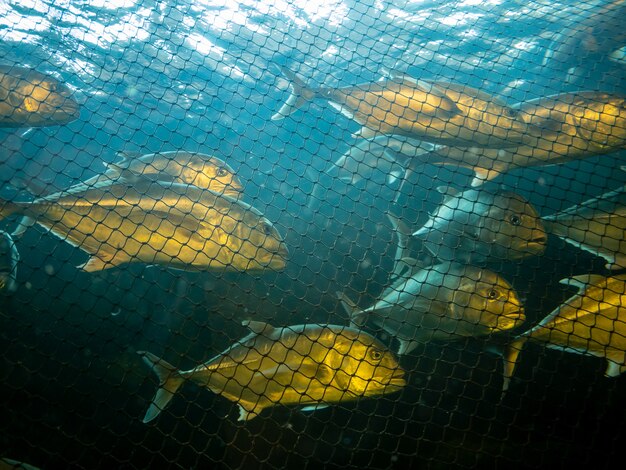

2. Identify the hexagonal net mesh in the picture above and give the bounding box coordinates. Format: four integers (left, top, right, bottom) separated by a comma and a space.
1, 0, 625, 468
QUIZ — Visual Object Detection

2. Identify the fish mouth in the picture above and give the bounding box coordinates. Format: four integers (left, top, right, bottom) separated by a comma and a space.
385, 369, 407, 389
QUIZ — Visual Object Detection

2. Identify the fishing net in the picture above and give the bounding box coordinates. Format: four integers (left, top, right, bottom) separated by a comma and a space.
1, 0, 625, 469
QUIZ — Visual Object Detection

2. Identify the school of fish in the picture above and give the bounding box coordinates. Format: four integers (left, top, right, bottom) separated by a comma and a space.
1, 0, 626, 430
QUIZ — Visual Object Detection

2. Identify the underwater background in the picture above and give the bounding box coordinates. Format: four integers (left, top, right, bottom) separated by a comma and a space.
1, 0, 626, 468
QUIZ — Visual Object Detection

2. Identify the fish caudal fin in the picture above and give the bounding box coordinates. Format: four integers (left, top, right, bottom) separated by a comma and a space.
0, 199, 20, 222
138, 351, 184, 423
271, 67, 317, 121
336, 291, 367, 328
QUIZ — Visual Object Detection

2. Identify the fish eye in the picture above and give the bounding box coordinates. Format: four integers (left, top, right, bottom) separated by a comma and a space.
216, 167, 228, 177
369, 348, 384, 362
487, 289, 499, 300
509, 214, 521, 226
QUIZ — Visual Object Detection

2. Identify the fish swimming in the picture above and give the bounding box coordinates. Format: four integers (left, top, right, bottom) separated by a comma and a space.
388, 91, 626, 186
10, 151, 244, 239
542, 168, 626, 270
138, 320, 406, 422
412, 187, 547, 264
0, 65, 80, 127
502, 274, 626, 393
86, 151, 244, 197
543, 0, 626, 74
0, 180, 288, 272
272, 68, 534, 148
338, 262, 525, 355
0, 230, 19, 294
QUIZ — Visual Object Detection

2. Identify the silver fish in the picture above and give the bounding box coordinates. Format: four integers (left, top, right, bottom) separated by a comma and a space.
543, 1, 626, 72
0, 180, 288, 272
502, 274, 626, 393
0, 65, 80, 128
138, 320, 406, 422
0, 230, 18, 294
272, 68, 533, 148
542, 167, 626, 270
413, 187, 547, 263
339, 262, 525, 355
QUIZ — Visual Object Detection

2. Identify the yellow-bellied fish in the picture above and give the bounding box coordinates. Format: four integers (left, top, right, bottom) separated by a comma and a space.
272, 69, 533, 148
0, 231, 18, 294
542, 168, 626, 270
502, 274, 626, 393
389, 91, 626, 186
0, 65, 80, 127
86, 151, 244, 197
413, 187, 547, 263
138, 320, 406, 422
10, 151, 244, 239
339, 262, 525, 355
0, 180, 288, 272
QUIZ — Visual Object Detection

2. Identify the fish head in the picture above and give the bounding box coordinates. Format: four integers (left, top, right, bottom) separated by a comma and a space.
480, 103, 531, 145
477, 192, 547, 260
324, 328, 406, 398
16, 74, 80, 126
449, 267, 526, 337
225, 207, 289, 271
181, 154, 244, 197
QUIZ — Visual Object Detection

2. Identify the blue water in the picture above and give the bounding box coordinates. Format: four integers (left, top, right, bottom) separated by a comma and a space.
1, 0, 626, 468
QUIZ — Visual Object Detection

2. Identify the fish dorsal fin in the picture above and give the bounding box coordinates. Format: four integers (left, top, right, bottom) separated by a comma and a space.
397, 339, 419, 356
436, 185, 459, 202
559, 274, 606, 293
242, 320, 275, 336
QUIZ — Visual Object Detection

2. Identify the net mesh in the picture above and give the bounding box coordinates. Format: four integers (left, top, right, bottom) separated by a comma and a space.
1, 0, 625, 468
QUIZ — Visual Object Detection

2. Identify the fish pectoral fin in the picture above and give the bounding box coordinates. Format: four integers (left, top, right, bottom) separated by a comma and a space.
605, 357, 626, 378
78, 255, 120, 272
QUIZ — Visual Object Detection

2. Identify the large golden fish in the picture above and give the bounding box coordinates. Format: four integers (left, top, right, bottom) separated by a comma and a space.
272, 69, 533, 148
381, 91, 626, 187
502, 274, 626, 393
339, 261, 525, 355
542, 170, 626, 270
86, 150, 244, 197
10, 151, 244, 239
398, 91, 626, 186
0, 65, 80, 127
138, 320, 406, 422
0, 180, 288, 272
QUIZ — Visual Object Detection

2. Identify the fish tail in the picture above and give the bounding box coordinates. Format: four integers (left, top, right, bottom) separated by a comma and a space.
271, 67, 317, 121
138, 351, 184, 423
336, 291, 367, 328
501, 337, 528, 398
0, 199, 20, 221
